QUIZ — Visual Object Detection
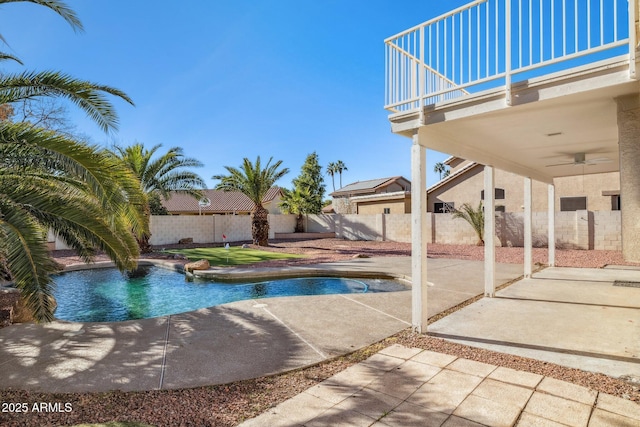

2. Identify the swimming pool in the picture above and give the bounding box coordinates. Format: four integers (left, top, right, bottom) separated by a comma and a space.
53, 266, 407, 322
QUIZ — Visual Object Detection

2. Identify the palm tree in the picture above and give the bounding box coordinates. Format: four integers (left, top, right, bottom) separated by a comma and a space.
334, 160, 348, 189
326, 161, 337, 192
452, 202, 485, 246
434, 162, 446, 180
112, 143, 206, 252
0, 0, 145, 322
279, 187, 308, 232
213, 157, 289, 246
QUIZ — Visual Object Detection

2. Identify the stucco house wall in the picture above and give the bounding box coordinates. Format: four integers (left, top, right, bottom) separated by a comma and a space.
429, 163, 620, 213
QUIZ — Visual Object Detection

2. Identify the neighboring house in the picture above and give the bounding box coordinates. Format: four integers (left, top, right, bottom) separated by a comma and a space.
330, 176, 411, 214
161, 187, 284, 215
428, 157, 620, 214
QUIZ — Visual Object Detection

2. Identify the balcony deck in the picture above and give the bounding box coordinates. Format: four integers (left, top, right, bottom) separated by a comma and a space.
385, 0, 639, 182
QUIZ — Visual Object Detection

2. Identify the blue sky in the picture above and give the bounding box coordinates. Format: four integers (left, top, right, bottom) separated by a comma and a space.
0, 0, 471, 193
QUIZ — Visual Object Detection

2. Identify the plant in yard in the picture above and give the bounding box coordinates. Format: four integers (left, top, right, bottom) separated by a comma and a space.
293, 152, 325, 211
213, 156, 289, 246
452, 202, 485, 246
279, 187, 309, 232
0, 0, 146, 322
112, 143, 206, 252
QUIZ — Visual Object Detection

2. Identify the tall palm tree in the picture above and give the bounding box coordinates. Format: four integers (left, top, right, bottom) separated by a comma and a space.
0, 0, 145, 322
334, 160, 348, 189
213, 156, 289, 246
326, 161, 337, 192
452, 202, 485, 246
112, 143, 206, 252
434, 162, 446, 180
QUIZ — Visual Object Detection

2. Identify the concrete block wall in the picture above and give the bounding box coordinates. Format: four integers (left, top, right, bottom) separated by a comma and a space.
149, 215, 214, 246
338, 214, 380, 241
49, 210, 622, 251
268, 214, 298, 239
434, 214, 479, 246
593, 211, 622, 250
384, 214, 413, 243
214, 215, 252, 243
306, 214, 337, 233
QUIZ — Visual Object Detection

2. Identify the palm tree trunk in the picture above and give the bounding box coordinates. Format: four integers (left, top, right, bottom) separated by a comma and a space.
136, 203, 153, 253
251, 204, 269, 246
295, 213, 304, 233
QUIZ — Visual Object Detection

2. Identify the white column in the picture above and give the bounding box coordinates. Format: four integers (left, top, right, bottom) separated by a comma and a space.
524, 177, 533, 278
484, 166, 495, 297
411, 135, 428, 333
548, 184, 556, 267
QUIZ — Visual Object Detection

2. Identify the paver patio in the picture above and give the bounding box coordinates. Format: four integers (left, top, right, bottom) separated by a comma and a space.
240, 344, 640, 427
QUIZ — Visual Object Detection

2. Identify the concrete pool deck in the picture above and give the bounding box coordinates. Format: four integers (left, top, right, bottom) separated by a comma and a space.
0, 257, 523, 393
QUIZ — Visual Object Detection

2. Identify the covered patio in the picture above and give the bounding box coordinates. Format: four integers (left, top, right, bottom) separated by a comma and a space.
385, 0, 640, 335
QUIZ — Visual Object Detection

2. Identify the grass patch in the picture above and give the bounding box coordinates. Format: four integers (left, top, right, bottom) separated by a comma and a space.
166, 246, 303, 266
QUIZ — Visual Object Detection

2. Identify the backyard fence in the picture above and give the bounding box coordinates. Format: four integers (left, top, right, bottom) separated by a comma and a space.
48, 211, 621, 251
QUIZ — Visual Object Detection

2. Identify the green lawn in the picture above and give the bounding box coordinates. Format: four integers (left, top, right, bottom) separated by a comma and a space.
166, 246, 303, 266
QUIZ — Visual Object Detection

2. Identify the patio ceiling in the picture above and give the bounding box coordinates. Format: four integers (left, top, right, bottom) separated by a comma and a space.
390, 57, 639, 184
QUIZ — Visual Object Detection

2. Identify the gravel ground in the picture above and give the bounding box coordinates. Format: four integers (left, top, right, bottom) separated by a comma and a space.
2, 239, 639, 426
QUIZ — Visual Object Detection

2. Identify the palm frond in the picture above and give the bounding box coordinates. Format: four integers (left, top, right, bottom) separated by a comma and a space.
0, 0, 84, 32
0, 71, 133, 132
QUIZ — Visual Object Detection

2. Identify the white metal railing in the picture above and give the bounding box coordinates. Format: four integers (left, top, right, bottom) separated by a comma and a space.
385, 0, 634, 113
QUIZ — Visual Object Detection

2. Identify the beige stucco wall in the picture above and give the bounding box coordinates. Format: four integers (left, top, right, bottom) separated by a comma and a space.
356, 199, 409, 215
553, 172, 619, 211
429, 166, 620, 213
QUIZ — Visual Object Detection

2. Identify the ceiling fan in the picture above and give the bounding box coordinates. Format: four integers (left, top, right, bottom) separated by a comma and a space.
545, 153, 612, 167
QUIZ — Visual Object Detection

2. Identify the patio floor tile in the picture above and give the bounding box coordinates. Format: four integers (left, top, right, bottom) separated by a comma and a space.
454, 394, 522, 427
446, 358, 497, 378
365, 370, 425, 400
410, 349, 458, 368
360, 353, 406, 371
407, 369, 484, 414
379, 344, 423, 360
588, 408, 640, 427
472, 378, 534, 409
305, 407, 376, 427
395, 359, 443, 383
537, 376, 598, 405
595, 392, 640, 419
524, 392, 592, 427
488, 366, 544, 388
334, 387, 403, 420
516, 412, 568, 427
376, 401, 450, 427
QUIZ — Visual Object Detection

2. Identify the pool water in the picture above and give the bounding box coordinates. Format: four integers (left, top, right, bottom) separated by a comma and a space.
53, 266, 407, 322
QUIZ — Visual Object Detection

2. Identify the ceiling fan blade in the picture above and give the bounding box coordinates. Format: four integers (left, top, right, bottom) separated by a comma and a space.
545, 162, 575, 167
584, 157, 612, 164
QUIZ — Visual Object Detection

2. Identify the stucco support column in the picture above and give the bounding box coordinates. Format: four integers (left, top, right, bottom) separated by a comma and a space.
524, 177, 533, 278
411, 135, 428, 333
484, 166, 496, 297
548, 184, 555, 267
617, 94, 640, 262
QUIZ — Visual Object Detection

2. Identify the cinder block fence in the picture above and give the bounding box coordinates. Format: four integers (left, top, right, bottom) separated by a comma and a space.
48, 211, 621, 251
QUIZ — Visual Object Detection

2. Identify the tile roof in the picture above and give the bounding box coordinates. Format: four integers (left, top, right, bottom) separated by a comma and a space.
330, 176, 409, 197
161, 187, 282, 214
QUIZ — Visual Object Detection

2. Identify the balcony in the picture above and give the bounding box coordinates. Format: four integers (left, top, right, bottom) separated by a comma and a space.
385, 0, 637, 114
385, 0, 639, 184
